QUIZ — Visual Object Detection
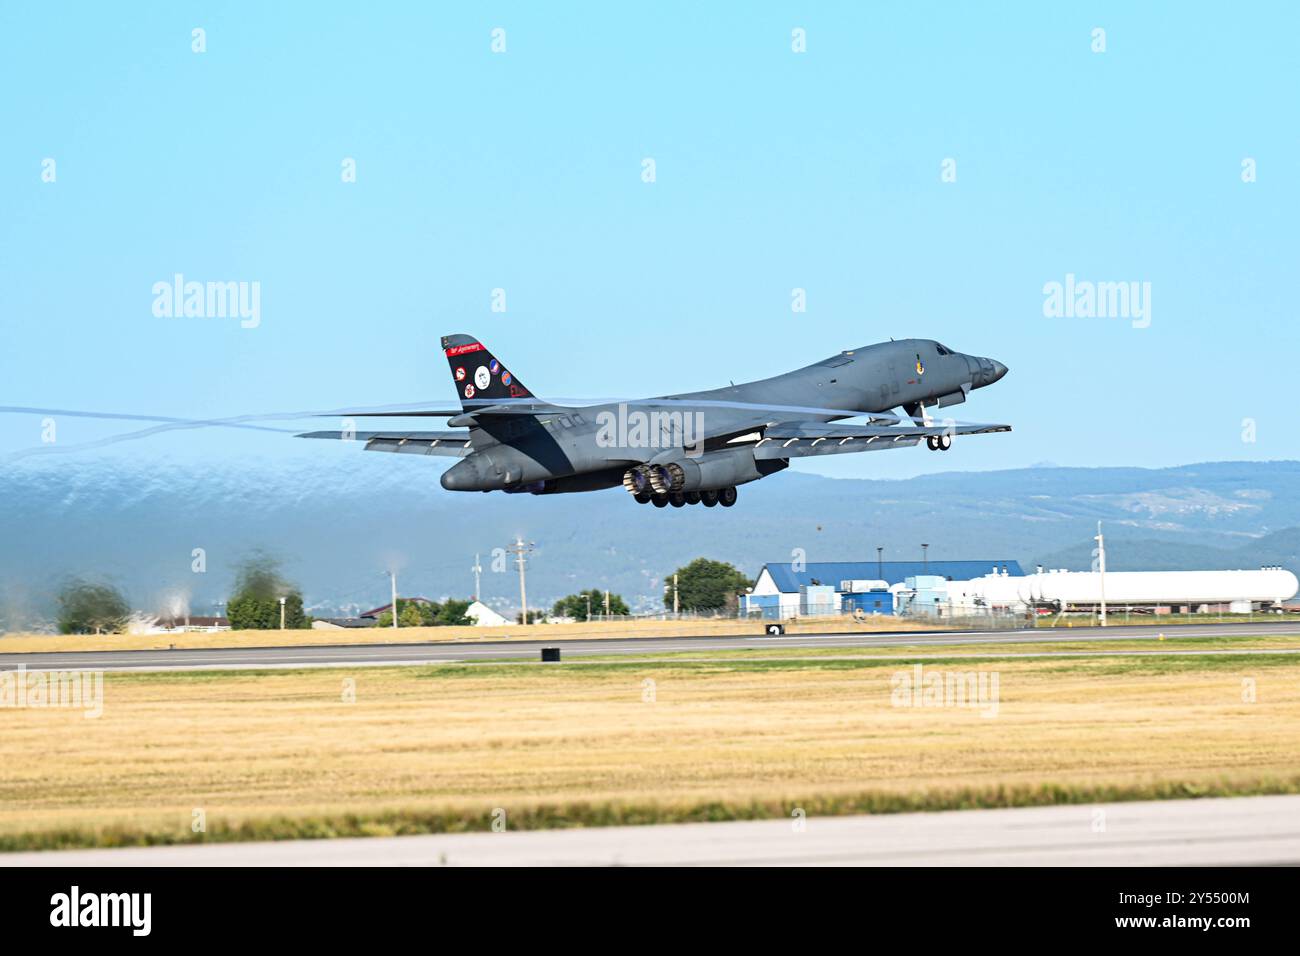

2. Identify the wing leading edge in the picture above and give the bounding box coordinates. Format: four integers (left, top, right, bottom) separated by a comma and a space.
752, 421, 1011, 459
297, 430, 471, 457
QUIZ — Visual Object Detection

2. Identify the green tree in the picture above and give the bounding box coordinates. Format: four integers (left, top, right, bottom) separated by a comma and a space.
663, 558, 752, 612
552, 589, 630, 621
56, 579, 130, 634
226, 553, 310, 630
377, 603, 424, 627
376, 598, 472, 627
436, 599, 473, 626
226, 593, 277, 630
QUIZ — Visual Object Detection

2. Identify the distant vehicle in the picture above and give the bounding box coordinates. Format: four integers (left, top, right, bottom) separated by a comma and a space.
300, 333, 1010, 508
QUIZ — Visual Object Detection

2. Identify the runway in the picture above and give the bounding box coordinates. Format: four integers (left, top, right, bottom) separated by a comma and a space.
6, 794, 1297, 866
1, 621, 1297, 672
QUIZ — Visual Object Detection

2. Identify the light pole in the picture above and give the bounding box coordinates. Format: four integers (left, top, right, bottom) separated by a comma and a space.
877, 547, 883, 580
673, 574, 679, 617
279, 595, 286, 630
585, 592, 591, 622
1094, 521, 1107, 627
507, 537, 535, 624
922, 543, 929, 573
384, 570, 398, 629
471, 553, 483, 603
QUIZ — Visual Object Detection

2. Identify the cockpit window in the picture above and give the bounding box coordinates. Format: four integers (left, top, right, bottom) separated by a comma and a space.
935, 343, 952, 355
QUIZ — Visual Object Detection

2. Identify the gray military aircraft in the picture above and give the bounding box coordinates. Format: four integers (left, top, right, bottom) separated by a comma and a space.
300, 333, 1009, 508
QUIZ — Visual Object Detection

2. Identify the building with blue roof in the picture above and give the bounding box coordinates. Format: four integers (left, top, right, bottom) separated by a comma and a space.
748, 559, 1024, 619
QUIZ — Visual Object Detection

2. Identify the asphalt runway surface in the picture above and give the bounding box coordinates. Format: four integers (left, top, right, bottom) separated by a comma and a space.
6, 794, 1297, 866
1, 621, 1297, 672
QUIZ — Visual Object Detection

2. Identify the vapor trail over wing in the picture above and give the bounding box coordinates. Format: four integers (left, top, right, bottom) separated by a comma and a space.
0, 402, 450, 461
297, 430, 471, 457
753, 420, 1011, 459
0, 406, 297, 434
329, 395, 1000, 428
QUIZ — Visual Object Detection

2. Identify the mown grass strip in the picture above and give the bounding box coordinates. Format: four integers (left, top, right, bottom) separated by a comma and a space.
7, 775, 1300, 853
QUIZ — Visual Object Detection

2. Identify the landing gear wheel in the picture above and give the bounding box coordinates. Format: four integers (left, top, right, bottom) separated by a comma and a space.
634, 492, 652, 504
684, 491, 701, 505
701, 490, 719, 507
651, 495, 669, 508
926, 435, 938, 451
718, 486, 738, 507
669, 492, 687, 508
937, 434, 952, 451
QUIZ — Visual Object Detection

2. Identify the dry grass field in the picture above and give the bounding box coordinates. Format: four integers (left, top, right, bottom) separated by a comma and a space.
3, 643, 1299, 850
0, 614, 946, 654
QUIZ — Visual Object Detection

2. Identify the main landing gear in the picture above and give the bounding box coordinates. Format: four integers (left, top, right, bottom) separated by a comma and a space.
624, 466, 737, 507
926, 434, 953, 452
634, 486, 738, 507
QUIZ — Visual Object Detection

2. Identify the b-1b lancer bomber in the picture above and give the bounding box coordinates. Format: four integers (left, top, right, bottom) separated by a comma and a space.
300, 334, 1010, 508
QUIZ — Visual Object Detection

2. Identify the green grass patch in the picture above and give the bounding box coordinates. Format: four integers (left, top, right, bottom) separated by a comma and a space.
1033, 614, 1286, 628
7, 775, 1300, 853
1027, 652, 1300, 677
90, 645, 1300, 687
106, 668, 309, 685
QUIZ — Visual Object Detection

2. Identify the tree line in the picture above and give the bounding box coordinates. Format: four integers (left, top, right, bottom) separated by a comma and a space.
52, 555, 754, 635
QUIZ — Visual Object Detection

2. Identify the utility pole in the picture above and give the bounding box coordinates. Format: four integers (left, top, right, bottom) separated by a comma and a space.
471, 553, 483, 603
604, 590, 610, 619
1094, 521, 1107, 627
585, 592, 591, 622
507, 537, 534, 624
673, 574, 679, 616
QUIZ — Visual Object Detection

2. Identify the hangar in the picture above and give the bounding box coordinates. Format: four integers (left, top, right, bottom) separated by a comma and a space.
748, 560, 1024, 619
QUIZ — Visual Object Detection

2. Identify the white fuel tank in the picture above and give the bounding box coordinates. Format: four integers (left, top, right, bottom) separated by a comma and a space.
1015, 568, 1298, 606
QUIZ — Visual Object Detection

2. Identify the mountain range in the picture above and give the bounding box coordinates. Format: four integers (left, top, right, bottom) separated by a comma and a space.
2, 454, 1297, 629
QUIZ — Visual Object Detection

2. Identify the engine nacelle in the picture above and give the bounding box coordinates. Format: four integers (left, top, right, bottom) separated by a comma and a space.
646, 448, 786, 493
441, 446, 553, 491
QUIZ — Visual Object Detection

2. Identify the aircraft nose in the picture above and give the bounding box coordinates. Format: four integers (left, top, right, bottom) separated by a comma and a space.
971, 356, 1008, 388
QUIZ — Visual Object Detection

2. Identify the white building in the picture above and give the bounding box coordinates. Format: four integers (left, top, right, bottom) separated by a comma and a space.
466, 600, 512, 626
750, 560, 1023, 618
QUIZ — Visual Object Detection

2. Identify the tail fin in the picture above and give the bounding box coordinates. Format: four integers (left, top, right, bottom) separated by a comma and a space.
441, 334, 534, 407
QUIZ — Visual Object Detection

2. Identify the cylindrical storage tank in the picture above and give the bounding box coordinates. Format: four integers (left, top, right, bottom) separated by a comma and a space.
966, 574, 1027, 606
1017, 569, 1298, 606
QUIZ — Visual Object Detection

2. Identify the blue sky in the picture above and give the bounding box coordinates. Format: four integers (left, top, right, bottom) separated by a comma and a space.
1, 2, 1296, 479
